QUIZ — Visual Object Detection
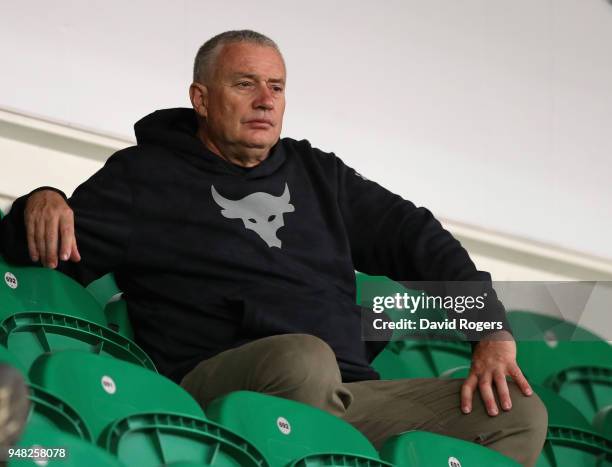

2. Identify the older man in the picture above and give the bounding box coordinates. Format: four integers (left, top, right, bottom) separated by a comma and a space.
0, 30, 547, 465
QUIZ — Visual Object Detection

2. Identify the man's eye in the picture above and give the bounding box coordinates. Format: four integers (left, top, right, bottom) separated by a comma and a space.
272, 86, 284, 93
237, 82, 253, 88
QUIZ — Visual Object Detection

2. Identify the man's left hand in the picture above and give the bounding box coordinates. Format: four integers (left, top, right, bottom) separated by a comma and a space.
461, 330, 533, 416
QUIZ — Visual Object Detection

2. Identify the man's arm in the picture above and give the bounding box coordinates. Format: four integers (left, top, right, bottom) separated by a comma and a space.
0, 152, 134, 286
334, 156, 532, 416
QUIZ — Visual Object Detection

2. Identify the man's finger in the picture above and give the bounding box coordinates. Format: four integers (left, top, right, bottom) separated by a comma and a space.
70, 237, 81, 262
45, 216, 59, 269
59, 213, 75, 262
461, 373, 478, 414
478, 375, 499, 416
25, 214, 39, 262
509, 364, 533, 396
494, 371, 512, 411
35, 217, 47, 267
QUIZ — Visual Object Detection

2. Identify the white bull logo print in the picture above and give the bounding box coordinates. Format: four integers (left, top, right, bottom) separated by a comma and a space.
211, 184, 295, 248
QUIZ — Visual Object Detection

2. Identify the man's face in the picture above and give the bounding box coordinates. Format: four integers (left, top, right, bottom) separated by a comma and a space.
203, 42, 286, 156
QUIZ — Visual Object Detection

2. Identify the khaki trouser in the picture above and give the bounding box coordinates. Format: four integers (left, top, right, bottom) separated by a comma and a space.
181, 334, 548, 467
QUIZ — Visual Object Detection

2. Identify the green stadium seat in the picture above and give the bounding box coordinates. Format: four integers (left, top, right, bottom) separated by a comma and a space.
26, 383, 92, 441
545, 365, 612, 425
0, 311, 155, 372
0, 343, 27, 377
10, 420, 127, 466
535, 385, 612, 466
103, 413, 268, 467
28, 351, 266, 466
206, 391, 391, 467
28, 350, 203, 441
103, 298, 134, 341
380, 430, 520, 466
85, 273, 135, 340
508, 311, 612, 422
594, 406, 612, 440
0, 257, 107, 326
87, 273, 121, 308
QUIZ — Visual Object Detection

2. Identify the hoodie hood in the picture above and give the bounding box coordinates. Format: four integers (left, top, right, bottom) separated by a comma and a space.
134, 107, 286, 178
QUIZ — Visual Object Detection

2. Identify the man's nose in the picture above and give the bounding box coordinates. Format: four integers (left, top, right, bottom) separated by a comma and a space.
253, 85, 274, 110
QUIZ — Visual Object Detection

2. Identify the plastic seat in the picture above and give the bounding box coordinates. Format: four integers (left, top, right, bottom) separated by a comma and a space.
0, 343, 27, 376
0, 311, 155, 372
535, 385, 612, 466
28, 351, 266, 466
380, 430, 520, 466
26, 383, 92, 441
509, 311, 612, 422
103, 298, 134, 341
594, 406, 612, 440
10, 419, 126, 466
103, 413, 268, 467
86, 272, 122, 307
28, 350, 203, 440
545, 365, 612, 425
85, 273, 135, 339
509, 311, 612, 382
0, 256, 107, 325
206, 391, 391, 467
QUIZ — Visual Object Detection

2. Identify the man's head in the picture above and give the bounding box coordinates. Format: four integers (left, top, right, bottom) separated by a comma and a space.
190, 30, 286, 165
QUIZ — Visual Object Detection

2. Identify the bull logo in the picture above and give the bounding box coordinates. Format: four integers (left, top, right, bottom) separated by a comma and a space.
211, 184, 295, 248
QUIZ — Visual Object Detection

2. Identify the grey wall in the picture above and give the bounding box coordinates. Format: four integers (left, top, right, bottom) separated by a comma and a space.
1, 0, 611, 259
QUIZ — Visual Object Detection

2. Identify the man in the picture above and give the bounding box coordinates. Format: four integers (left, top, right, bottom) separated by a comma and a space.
0, 30, 547, 465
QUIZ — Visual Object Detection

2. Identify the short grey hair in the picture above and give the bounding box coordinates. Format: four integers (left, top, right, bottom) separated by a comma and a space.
193, 30, 283, 84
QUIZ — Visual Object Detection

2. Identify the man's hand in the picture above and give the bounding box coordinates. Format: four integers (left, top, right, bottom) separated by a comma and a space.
24, 190, 81, 268
461, 330, 533, 416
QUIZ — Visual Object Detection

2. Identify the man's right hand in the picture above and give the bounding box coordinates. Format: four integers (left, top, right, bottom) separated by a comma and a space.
24, 190, 81, 268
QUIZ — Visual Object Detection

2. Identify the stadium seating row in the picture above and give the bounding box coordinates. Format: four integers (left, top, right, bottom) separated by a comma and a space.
0, 257, 609, 465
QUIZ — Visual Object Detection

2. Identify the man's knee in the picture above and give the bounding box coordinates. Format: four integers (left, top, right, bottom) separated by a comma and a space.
259, 333, 339, 386
506, 383, 548, 437
491, 382, 548, 465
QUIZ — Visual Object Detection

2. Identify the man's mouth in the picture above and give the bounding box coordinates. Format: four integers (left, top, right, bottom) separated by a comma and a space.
244, 119, 274, 128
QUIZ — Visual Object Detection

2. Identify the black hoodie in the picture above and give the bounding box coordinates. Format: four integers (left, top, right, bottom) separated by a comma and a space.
1, 108, 507, 383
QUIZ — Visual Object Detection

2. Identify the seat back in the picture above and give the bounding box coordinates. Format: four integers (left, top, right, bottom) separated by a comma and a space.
102, 412, 269, 467
103, 298, 134, 341
26, 383, 92, 441
380, 430, 521, 466
534, 386, 612, 467
0, 258, 106, 325
0, 312, 155, 372
206, 391, 387, 467
28, 350, 202, 443
11, 419, 126, 467
86, 273, 122, 307
545, 365, 612, 423
508, 311, 612, 384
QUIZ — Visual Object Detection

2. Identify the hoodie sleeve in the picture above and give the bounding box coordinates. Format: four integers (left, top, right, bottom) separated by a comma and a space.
335, 155, 510, 338
0, 151, 134, 286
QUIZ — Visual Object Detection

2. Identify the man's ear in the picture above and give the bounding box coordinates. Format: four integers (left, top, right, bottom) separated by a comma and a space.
189, 82, 209, 118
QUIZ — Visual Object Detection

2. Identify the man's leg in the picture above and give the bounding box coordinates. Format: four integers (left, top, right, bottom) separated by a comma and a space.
343, 378, 548, 467
180, 334, 352, 416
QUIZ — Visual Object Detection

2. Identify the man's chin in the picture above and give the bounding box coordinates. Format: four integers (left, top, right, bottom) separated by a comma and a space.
241, 137, 279, 150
